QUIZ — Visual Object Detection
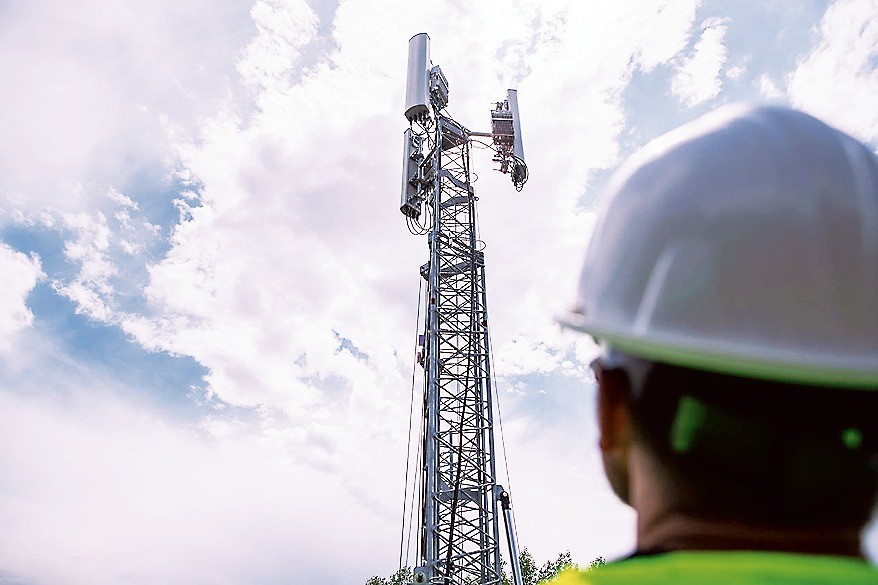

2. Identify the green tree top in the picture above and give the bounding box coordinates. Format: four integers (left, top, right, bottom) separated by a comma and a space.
366, 549, 605, 585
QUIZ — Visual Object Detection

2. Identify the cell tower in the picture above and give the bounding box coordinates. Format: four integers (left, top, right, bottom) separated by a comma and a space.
399, 33, 526, 585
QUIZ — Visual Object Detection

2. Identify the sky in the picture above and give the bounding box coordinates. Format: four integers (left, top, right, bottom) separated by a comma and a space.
0, 1, 877, 583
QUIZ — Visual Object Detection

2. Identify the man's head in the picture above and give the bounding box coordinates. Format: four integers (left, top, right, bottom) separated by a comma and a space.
559, 104, 878, 550
592, 351, 877, 529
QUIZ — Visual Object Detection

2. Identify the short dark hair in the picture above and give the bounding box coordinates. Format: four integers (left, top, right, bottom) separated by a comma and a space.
623, 361, 878, 528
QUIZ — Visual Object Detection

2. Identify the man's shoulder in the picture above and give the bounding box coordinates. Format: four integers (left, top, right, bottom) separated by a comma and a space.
553, 551, 878, 585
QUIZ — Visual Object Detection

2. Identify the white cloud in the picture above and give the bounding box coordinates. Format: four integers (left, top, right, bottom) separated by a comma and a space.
671, 17, 731, 106
237, 0, 319, 93
633, 2, 702, 73
6, 194, 165, 327
0, 0, 251, 214
111, 0, 701, 420
788, 0, 878, 142
56, 212, 116, 313
0, 0, 704, 422
496, 337, 566, 377
0, 243, 43, 353
106, 187, 139, 210
726, 63, 747, 80
46, 202, 159, 324
0, 386, 401, 585
759, 74, 784, 99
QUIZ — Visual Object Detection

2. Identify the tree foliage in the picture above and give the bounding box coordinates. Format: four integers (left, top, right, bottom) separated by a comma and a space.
366, 549, 604, 585
507, 547, 578, 585
365, 566, 412, 585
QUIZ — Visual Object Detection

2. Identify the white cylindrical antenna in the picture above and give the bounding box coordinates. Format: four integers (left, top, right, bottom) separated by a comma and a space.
404, 33, 431, 121
507, 89, 525, 163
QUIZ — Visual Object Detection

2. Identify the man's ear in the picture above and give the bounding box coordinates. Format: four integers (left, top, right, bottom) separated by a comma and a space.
596, 367, 632, 503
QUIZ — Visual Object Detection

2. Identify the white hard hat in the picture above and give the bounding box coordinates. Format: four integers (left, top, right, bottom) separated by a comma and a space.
560, 103, 878, 388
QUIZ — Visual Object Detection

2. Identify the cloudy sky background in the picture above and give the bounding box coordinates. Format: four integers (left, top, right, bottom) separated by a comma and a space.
1, 1, 877, 583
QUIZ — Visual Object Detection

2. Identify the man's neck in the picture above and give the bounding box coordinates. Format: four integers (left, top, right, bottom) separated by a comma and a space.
628, 447, 863, 558
636, 513, 863, 558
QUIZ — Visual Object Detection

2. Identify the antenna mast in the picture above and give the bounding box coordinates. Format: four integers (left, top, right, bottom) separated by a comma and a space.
399, 33, 527, 585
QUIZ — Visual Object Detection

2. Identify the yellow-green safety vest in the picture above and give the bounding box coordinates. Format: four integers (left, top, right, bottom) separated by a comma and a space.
554, 551, 878, 585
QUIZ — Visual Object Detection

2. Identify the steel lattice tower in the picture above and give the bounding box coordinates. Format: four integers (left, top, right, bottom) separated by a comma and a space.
400, 34, 527, 585
423, 115, 500, 584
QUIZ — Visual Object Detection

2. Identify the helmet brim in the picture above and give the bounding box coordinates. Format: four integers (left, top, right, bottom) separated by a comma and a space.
557, 310, 878, 390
